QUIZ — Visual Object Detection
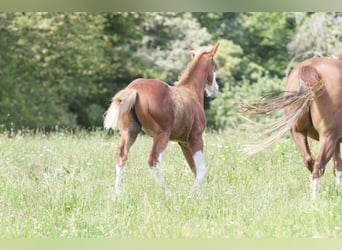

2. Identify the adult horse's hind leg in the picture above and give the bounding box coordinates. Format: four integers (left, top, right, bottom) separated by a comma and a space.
115, 112, 140, 196
290, 128, 315, 172
311, 135, 337, 197
333, 142, 342, 187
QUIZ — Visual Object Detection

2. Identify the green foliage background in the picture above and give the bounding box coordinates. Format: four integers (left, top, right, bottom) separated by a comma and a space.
0, 12, 341, 131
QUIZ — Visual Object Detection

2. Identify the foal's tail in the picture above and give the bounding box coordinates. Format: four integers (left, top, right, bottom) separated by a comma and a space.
241, 65, 325, 155
104, 88, 138, 130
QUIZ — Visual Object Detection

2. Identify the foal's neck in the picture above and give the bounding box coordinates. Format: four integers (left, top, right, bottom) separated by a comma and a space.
177, 57, 209, 105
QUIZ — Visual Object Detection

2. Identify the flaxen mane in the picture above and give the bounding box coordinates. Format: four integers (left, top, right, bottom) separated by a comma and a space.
176, 49, 208, 86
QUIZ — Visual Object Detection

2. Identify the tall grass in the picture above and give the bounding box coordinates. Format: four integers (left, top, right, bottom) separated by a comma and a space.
0, 131, 342, 238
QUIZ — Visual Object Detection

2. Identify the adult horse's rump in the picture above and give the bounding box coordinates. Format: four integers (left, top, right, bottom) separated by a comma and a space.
241, 57, 342, 197
104, 44, 219, 196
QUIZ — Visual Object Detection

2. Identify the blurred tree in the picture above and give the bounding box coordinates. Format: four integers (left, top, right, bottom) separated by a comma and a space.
0, 13, 73, 131
101, 12, 149, 93
195, 12, 296, 79
193, 12, 242, 43
1, 12, 340, 132
237, 12, 296, 78
2, 13, 109, 129
137, 12, 212, 83
287, 12, 342, 75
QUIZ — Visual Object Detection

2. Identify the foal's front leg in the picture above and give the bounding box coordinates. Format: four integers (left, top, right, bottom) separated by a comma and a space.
187, 135, 207, 193
179, 141, 207, 194
192, 150, 207, 190
114, 114, 140, 197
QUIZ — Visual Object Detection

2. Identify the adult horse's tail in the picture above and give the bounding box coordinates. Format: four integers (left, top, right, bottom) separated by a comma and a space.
241, 65, 325, 155
104, 89, 138, 130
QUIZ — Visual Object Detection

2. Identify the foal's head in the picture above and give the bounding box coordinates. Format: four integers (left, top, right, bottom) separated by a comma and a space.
188, 43, 220, 97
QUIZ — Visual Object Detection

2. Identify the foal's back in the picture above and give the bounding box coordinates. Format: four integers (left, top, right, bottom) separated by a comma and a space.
126, 78, 202, 141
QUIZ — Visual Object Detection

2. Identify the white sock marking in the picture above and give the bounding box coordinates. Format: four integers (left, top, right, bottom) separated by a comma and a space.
150, 151, 172, 196
336, 170, 342, 186
193, 150, 207, 189
115, 164, 125, 195
151, 151, 166, 187
311, 177, 321, 198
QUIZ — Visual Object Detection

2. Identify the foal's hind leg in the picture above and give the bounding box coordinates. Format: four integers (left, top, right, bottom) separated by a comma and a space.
148, 131, 172, 195
333, 143, 342, 187
115, 113, 140, 195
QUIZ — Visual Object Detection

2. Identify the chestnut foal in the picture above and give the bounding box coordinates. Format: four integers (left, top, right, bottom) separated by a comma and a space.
104, 44, 219, 196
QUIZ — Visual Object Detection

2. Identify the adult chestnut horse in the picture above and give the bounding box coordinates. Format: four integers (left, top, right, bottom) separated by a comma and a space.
104, 44, 219, 195
242, 56, 342, 197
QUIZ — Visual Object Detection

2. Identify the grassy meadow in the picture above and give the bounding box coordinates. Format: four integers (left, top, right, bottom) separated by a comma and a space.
0, 130, 342, 238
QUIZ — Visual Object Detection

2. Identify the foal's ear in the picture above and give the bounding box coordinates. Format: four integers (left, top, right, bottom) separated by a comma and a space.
210, 43, 220, 55
187, 45, 196, 58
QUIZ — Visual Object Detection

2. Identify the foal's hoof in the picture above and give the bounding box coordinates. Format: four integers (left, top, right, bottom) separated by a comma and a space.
164, 188, 173, 197
110, 187, 122, 201
187, 186, 203, 198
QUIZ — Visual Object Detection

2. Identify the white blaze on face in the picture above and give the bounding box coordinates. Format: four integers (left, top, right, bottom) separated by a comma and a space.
206, 71, 219, 97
